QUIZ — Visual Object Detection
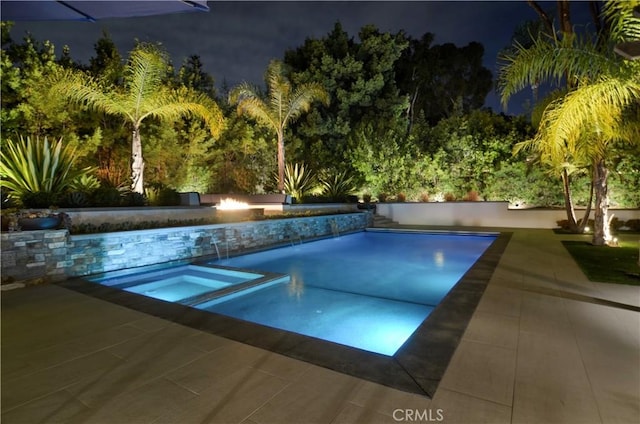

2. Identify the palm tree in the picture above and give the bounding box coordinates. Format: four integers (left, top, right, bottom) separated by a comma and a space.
499, 0, 640, 245
516, 89, 594, 234
229, 60, 329, 193
50, 44, 225, 194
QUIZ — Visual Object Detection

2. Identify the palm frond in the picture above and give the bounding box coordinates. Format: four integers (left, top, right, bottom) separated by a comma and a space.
284, 83, 329, 127
124, 45, 168, 119
498, 32, 618, 107
603, 0, 640, 42
535, 77, 640, 152
141, 87, 225, 137
48, 68, 129, 120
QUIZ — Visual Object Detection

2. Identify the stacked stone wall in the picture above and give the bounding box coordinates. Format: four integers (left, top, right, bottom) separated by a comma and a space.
1, 213, 369, 288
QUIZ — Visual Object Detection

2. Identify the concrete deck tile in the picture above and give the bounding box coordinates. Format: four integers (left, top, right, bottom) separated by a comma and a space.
0, 389, 90, 424
347, 380, 430, 415
518, 292, 573, 337
463, 310, 520, 349
1, 323, 145, 381
66, 334, 213, 407
74, 377, 197, 424
438, 339, 516, 406
1, 350, 124, 411
330, 402, 397, 424
165, 343, 269, 394
248, 376, 358, 424
512, 330, 602, 424
564, 301, 640, 424
475, 286, 522, 317
248, 350, 313, 381
154, 368, 289, 424
1, 288, 144, 353
430, 388, 512, 424
590, 281, 640, 308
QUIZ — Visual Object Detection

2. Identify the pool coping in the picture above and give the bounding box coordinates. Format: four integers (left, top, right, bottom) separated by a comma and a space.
58, 230, 512, 398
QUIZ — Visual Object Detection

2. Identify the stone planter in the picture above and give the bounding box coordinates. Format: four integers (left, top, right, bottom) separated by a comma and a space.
18, 216, 61, 231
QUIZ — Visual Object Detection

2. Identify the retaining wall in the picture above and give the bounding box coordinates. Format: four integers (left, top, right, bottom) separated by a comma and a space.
376, 202, 640, 228
1, 212, 370, 288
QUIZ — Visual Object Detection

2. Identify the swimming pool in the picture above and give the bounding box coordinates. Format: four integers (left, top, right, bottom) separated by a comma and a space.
69, 228, 509, 396
88, 229, 496, 356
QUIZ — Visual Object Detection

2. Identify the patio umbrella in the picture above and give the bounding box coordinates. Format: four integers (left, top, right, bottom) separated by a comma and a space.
1, 1, 209, 22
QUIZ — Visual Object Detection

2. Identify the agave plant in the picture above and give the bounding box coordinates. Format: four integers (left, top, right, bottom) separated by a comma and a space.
0, 135, 93, 204
318, 170, 356, 201
281, 162, 317, 201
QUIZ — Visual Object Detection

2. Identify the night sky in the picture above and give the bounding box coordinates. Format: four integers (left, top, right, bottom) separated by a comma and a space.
5, 1, 594, 115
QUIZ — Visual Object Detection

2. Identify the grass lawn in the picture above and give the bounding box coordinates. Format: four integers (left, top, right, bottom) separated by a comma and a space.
562, 238, 640, 285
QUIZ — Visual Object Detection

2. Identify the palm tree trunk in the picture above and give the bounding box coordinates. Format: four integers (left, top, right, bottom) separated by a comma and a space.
131, 127, 145, 194
561, 169, 579, 232
592, 159, 610, 246
577, 176, 594, 233
277, 130, 285, 193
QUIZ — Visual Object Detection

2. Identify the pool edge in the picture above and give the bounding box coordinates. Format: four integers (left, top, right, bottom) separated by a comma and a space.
57, 230, 512, 398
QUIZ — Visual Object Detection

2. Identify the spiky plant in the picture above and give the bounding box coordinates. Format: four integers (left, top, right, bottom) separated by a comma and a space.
282, 163, 317, 202
229, 60, 329, 192
0, 135, 93, 204
318, 170, 356, 201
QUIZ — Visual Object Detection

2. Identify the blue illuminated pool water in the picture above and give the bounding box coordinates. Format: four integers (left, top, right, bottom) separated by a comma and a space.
89, 230, 496, 356
202, 230, 496, 355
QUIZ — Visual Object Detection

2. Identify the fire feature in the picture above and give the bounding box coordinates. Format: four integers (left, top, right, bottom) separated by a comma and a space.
218, 198, 250, 210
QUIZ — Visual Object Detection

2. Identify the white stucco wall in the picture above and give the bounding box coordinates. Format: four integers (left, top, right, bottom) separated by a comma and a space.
375, 202, 640, 229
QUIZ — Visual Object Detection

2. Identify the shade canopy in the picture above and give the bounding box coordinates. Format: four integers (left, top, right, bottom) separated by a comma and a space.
1, 1, 209, 22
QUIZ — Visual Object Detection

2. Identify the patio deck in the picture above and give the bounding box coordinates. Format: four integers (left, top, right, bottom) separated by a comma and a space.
2, 228, 639, 423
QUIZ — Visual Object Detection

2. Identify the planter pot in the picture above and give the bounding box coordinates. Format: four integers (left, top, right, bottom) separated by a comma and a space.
18, 216, 61, 231
357, 203, 377, 211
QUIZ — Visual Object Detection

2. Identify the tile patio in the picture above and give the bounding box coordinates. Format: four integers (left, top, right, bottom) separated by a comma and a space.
2, 228, 639, 423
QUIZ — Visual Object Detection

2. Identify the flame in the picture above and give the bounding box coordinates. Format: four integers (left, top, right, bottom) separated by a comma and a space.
218, 198, 250, 210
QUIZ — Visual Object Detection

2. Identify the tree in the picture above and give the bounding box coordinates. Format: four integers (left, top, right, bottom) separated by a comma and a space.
499, 0, 640, 245
228, 59, 328, 192
50, 44, 225, 194
396, 35, 493, 126
284, 23, 408, 174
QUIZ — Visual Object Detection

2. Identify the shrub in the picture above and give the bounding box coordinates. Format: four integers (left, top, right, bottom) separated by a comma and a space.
419, 192, 430, 202
610, 217, 625, 232
146, 184, 180, 206
362, 193, 372, 203
91, 186, 122, 207
444, 192, 456, 202
62, 191, 91, 208
21, 191, 59, 208
122, 191, 147, 207
377, 193, 388, 202
463, 190, 480, 201
625, 219, 640, 232
397, 192, 407, 202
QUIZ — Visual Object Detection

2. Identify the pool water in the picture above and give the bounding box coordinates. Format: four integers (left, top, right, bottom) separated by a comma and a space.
89, 264, 286, 305
89, 230, 496, 356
